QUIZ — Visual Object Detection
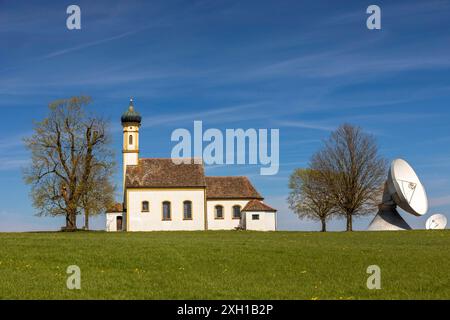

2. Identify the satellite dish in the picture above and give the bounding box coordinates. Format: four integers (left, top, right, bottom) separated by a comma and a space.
426, 214, 447, 230
368, 159, 428, 231
388, 159, 428, 216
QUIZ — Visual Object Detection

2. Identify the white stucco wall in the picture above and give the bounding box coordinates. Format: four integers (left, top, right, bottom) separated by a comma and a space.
123, 152, 138, 192
123, 152, 138, 167
122, 124, 139, 193
123, 124, 139, 153
106, 212, 123, 232
206, 200, 249, 230
243, 211, 276, 231
126, 188, 206, 231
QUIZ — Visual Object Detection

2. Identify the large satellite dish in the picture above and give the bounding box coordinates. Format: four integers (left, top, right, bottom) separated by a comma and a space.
426, 214, 447, 230
368, 159, 428, 231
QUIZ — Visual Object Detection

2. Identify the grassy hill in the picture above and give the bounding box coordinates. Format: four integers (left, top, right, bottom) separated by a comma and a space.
0, 230, 448, 300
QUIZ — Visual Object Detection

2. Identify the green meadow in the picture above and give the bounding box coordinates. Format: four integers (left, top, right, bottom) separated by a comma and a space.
0, 230, 448, 300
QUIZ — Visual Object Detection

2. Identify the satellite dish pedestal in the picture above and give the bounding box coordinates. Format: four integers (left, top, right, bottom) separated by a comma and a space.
367, 159, 428, 231
368, 204, 412, 231
368, 183, 412, 231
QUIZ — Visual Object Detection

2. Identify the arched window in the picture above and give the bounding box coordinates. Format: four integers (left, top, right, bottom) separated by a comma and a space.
141, 201, 149, 212
232, 205, 241, 219
162, 201, 171, 220
129, 134, 133, 145
215, 205, 224, 219
183, 201, 192, 220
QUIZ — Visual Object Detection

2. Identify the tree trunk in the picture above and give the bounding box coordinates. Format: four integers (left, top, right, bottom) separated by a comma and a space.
320, 218, 326, 232
346, 214, 353, 231
65, 210, 77, 231
84, 209, 89, 230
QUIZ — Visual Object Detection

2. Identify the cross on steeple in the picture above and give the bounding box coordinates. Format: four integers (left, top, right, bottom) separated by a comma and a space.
129, 97, 134, 110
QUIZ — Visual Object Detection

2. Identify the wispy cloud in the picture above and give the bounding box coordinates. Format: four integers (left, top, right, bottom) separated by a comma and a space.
110, 101, 271, 133
141, 102, 270, 128
414, 157, 450, 169
275, 120, 335, 132
430, 195, 450, 207
233, 49, 450, 83
1, 18, 168, 73
0, 132, 29, 150
323, 0, 449, 26
274, 111, 441, 136
0, 158, 29, 171
0, 133, 30, 172
43, 26, 157, 59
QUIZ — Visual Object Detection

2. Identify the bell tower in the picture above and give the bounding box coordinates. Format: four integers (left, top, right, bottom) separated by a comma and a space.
121, 98, 142, 192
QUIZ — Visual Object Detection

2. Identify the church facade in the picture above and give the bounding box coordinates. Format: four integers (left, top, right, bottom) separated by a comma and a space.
106, 99, 277, 232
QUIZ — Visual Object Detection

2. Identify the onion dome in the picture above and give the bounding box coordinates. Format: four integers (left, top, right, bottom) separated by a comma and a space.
121, 98, 141, 125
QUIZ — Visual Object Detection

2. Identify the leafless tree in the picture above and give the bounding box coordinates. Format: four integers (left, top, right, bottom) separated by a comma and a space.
311, 124, 387, 231
23, 96, 115, 231
288, 168, 335, 232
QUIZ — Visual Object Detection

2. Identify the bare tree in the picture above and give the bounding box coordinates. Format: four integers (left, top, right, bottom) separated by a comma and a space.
311, 124, 386, 231
23, 96, 115, 231
288, 168, 335, 232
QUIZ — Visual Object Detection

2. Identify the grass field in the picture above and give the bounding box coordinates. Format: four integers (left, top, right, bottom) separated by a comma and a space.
0, 230, 449, 300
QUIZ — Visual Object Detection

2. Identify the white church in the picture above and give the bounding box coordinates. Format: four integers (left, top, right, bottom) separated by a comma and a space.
106, 99, 277, 232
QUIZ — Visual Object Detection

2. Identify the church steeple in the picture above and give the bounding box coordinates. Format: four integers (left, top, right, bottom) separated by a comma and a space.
122, 98, 141, 200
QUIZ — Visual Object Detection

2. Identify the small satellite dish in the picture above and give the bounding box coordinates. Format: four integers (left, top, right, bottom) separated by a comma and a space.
368, 159, 428, 231
426, 214, 447, 230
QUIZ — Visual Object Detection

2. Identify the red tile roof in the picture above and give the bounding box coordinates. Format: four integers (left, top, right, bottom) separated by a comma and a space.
124, 159, 267, 203
205, 176, 263, 200
125, 158, 206, 188
242, 200, 277, 212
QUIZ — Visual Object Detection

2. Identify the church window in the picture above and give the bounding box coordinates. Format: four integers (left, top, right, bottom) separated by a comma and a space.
162, 201, 171, 220
215, 205, 224, 219
129, 134, 133, 145
141, 201, 149, 212
232, 205, 241, 219
183, 201, 192, 220
252, 214, 260, 220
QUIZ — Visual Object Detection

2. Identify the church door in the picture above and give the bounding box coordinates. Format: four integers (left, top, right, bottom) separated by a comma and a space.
116, 216, 123, 231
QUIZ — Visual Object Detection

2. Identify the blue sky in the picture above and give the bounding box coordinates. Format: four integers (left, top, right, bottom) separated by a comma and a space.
1, 0, 449, 231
